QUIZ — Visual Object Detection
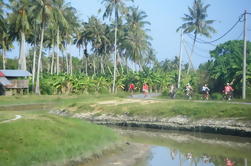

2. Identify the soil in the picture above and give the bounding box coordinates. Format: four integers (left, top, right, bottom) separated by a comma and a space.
77, 143, 150, 166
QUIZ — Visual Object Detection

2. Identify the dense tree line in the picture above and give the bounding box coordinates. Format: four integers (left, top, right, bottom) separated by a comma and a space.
0, 0, 155, 94
0, 0, 250, 98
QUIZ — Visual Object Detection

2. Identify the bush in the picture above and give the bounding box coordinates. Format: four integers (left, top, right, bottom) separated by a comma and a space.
161, 88, 169, 97
211, 92, 223, 100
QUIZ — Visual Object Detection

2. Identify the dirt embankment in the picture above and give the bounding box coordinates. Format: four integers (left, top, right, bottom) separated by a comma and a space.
51, 99, 251, 137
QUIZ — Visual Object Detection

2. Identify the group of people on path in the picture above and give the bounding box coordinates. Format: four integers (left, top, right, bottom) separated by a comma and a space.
128, 82, 234, 100
169, 82, 234, 100
129, 83, 149, 98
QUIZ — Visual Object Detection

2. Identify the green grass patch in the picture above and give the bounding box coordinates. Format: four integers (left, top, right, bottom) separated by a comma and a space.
94, 100, 251, 120
0, 112, 119, 166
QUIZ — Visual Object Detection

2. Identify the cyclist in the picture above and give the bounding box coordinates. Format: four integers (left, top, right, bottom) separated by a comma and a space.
223, 83, 234, 101
185, 83, 193, 100
201, 84, 210, 100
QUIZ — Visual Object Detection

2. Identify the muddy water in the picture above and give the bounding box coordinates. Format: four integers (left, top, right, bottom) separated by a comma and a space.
83, 127, 251, 166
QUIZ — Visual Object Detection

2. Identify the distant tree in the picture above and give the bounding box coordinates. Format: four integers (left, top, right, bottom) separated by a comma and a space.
125, 7, 152, 70
208, 40, 251, 95
102, 0, 134, 93
33, 0, 53, 94
9, 0, 31, 70
177, 0, 216, 74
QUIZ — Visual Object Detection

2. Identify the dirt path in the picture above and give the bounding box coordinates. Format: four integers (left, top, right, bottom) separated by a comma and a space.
0, 115, 22, 124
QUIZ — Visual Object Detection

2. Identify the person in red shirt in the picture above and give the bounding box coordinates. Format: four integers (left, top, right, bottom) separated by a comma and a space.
225, 158, 235, 166
142, 83, 149, 98
224, 83, 234, 100
129, 83, 135, 96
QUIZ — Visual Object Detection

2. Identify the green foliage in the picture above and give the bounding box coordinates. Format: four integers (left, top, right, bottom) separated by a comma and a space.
211, 92, 223, 100
208, 40, 251, 96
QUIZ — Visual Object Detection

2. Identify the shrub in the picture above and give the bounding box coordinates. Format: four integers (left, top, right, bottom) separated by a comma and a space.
211, 92, 223, 100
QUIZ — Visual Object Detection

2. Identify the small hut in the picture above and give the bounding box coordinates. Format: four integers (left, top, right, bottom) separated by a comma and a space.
0, 70, 32, 95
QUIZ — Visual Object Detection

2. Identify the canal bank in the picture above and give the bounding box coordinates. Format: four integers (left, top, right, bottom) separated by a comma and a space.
60, 110, 251, 137
51, 97, 251, 137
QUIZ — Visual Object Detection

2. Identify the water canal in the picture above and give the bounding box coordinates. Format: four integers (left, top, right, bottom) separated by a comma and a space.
81, 127, 251, 166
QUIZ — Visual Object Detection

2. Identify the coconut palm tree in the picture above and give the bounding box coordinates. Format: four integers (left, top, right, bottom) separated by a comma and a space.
33, 0, 53, 94
0, 0, 9, 70
124, 7, 152, 70
101, 0, 134, 93
8, 0, 31, 70
51, 0, 69, 75
58, 3, 79, 75
73, 22, 92, 75
177, 0, 216, 74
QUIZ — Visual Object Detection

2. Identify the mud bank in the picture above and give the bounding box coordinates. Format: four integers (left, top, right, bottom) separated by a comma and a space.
51, 109, 251, 137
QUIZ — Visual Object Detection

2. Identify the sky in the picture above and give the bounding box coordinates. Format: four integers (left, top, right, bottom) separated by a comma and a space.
7, 0, 251, 68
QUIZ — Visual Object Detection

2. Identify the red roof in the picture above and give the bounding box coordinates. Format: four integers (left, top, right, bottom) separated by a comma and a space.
0, 71, 5, 77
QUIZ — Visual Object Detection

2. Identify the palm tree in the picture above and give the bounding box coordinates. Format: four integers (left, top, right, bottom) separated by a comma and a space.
58, 2, 79, 75
102, 0, 134, 93
0, 0, 9, 70
33, 0, 53, 94
73, 22, 92, 75
52, 0, 69, 75
177, 0, 216, 74
9, 0, 31, 70
124, 7, 152, 70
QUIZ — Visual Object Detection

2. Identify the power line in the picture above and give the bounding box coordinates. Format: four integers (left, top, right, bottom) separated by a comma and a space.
187, 13, 244, 45
183, 39, 211, 59
186, 34, 217, 46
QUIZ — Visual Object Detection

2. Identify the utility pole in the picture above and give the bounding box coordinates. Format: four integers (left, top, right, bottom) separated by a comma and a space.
242, 10, 247, 99
178, 30, 183, 88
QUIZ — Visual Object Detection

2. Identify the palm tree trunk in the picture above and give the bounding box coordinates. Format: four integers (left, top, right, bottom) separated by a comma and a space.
118, 54, 124, 74
93, 55, 96, 76
35, 23, 45, 95
69, 53, 72, 75
51, 47, 55, 74
18, 31, 26, 70
126, 57, 128, 73
2, 49, 6, 70
32, 45, 37, 91
100, 55, 105, 74
65, 52, 69, 74
107, 64, 113, 76
112, 8, 118, 93
85, 56, 88, 76
187, 33, 197, 74
56, 27, 60, 75
67, 43, 73, 75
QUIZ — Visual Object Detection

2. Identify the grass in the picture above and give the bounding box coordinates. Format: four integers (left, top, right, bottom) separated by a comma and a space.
76, 99, 251, 120
0, 94, 250, 165
0, 112, 15, 121
0, 111, 119, 166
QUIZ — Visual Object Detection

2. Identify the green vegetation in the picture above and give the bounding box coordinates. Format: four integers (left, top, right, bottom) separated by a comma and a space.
0, 94, 122, 106
71, 99, 251, 120
0, 111, 119, 166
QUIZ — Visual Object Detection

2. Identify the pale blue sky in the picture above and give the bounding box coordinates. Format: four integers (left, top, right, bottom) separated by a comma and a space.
66, 0, 251, 67
8, 0, 251, 68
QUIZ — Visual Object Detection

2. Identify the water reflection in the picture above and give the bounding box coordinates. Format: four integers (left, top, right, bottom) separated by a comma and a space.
116, 128, 251, 166
148, 146, 215, 166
